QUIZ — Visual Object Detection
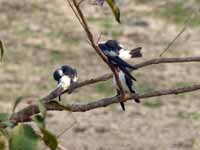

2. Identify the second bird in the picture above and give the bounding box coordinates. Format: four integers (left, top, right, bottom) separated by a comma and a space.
98, 40, 142, 111
53, 65, 78, 101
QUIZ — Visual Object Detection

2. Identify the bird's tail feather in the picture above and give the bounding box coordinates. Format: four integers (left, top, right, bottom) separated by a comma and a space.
120, 102, 125, 111
130, 89, 140, 103
134, 98, 140, 103
130, 47, 142, 58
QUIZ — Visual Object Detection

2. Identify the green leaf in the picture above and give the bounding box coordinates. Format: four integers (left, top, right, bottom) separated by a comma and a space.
38, 100, 47, 118
31, 114, 45, 129
12, 96, 24, 114
1, 121, 14, 128
106, 0, 121, 23
0, 128, 10, 139
0, 133, 6, 150
41, 128, 58, 150
9, 124, 39, 150
0, 113, 9, 122
0, 40, 4, 60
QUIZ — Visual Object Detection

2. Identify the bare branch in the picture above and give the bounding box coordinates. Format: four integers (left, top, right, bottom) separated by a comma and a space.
0, 56, 197, 128
159, 14, 194, 57
77, 0, 85, 6
7, 57, 200, 128
8, 84, 200, 127
159, 26, 187, 57
65, 0, 85, 29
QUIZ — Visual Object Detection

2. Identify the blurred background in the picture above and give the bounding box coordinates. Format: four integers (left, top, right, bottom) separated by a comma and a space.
0, 0, 200, 149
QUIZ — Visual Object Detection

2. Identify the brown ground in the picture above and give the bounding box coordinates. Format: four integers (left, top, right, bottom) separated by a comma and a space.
0, 0, 200, 149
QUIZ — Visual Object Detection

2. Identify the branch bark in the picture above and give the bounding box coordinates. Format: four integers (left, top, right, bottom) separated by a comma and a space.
9, 84, 200, 125
0, 56, 198, 128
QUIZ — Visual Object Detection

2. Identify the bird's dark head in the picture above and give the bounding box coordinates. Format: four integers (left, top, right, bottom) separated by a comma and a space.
53, 68, 63, 82
106, 40, 122, 51
61, 65, 78, 83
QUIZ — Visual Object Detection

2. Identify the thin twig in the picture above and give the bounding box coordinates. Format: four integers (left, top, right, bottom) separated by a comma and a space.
159, 15, 193, 57
56, 113, 78, 138
159, 26, 187, 57
77, 0, 85, 6
65, 0, 85, 29
96, 32, 102, 44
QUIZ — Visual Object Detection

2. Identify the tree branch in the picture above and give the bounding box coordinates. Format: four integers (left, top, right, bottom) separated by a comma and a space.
42, 56, 200, 103
9, 84, 200, 125
0, 56, 198, 128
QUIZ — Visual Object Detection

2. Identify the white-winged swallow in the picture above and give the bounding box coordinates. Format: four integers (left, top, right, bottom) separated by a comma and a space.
53, 65, 78, 101
98, 40, 142, 111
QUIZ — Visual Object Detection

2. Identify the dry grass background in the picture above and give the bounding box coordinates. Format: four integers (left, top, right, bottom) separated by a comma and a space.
0, 0, 200, 149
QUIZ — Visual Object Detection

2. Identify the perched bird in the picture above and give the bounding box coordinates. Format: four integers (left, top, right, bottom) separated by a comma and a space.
98, 40, 142, 81
98, 40, 142, 111
53, 65, 78, 100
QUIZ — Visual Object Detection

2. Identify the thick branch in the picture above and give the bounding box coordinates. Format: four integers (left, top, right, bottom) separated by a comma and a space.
10, 84, 200, 125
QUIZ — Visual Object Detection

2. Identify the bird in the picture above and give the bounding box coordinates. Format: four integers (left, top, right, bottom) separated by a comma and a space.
98, 40, 142, 81
53, 65, 78, 101
98, 40, 142, 111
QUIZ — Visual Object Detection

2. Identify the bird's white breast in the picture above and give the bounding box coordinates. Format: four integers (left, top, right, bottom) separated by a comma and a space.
113, 71, 130, 92
58, 76, 71, 90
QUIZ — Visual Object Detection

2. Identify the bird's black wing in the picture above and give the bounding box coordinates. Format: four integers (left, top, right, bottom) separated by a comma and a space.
125, 75, 140, 103
118, 65, 137, 81
125, 75, 134, 93
108, 56, 137, 70
107, 56, 137, 81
